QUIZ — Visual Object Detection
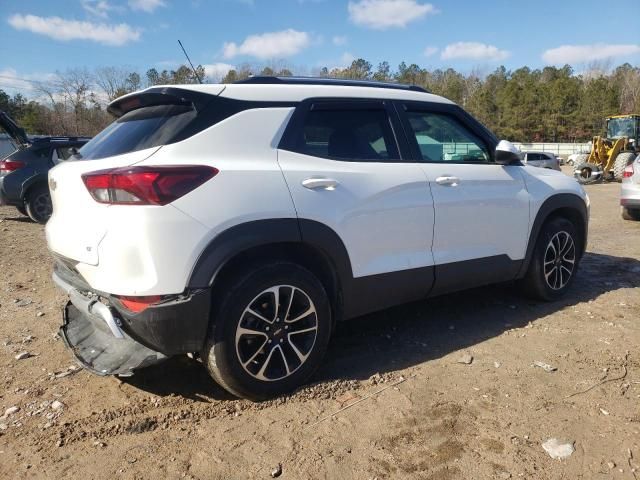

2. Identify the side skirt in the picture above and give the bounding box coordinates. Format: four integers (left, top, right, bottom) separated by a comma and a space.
429, 255, 522, 297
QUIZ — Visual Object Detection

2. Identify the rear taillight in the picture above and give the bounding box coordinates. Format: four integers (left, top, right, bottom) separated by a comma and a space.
0, 159, 26, 176
623, 164, 634, 178
114, 295, 163, 313
82, 165, 218, 205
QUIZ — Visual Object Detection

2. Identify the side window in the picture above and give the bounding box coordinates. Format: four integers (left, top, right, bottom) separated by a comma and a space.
296, 106, 399, 162
405, 111, 490, 163
56, 147, 76, 161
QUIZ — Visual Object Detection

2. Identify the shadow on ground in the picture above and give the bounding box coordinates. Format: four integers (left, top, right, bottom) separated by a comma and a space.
2, 215, 34, 223
123, 252, 640, 401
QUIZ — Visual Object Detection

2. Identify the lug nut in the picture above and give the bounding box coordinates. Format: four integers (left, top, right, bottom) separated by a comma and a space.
280, 339, 284, 343
265, 326, 270, 331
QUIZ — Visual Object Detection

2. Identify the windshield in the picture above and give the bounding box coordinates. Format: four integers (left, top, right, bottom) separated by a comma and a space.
77, 103, 197, 160
607, 117, 636, 139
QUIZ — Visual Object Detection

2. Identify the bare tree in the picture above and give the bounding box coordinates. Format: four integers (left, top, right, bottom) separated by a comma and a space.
616, 66, 640, 113
34, 81, 68, 135
95, 66, 131, 101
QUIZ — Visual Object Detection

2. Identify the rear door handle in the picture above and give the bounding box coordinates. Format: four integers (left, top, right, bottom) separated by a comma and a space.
302, 178, 338, 190
435, 176, 460, 186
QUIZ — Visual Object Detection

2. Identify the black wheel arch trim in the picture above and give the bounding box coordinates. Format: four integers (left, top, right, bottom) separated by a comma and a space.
21, 175, 49, 201
188, 218, 304, 289
187, 218, 429, 321
518, 193, 588, 278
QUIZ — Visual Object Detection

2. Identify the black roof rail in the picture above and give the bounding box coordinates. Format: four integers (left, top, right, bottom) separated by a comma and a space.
234, 76, 430, 93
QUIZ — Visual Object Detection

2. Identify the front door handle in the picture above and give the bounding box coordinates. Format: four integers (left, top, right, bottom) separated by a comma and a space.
302, 178, 338, 190
435, 176, 460, 186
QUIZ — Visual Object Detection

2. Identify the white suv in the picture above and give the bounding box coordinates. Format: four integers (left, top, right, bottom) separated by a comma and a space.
46, 77, 589, 400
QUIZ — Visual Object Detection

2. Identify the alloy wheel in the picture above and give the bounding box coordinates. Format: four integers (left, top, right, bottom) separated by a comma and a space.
235, 285, 318, 381
543, 231, 575, 290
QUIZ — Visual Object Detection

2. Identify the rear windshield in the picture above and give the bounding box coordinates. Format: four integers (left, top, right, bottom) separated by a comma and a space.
77, 104, 197, 160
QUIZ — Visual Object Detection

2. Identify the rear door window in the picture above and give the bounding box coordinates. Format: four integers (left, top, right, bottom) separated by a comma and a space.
294, 103, 399, 162
77, 104, 197, 160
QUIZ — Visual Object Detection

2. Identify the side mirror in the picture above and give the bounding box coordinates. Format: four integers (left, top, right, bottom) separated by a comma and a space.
495, 140, 522, 165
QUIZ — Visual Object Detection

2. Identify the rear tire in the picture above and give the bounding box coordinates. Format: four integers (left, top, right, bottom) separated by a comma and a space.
613, 152, 636, 182
25, 186, 52, 224
520, 217, 580, 301
16, 205, 27, 216
621, 206, 640, 221
202, 262, 332, 401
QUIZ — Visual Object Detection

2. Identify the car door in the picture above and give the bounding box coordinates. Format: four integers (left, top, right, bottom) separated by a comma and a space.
277, 99, 436, 310
395, 101, 530, 294
525, 153, 542, 167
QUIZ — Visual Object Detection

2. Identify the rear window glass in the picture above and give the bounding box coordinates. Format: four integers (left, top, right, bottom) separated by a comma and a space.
77, 104, 197, 160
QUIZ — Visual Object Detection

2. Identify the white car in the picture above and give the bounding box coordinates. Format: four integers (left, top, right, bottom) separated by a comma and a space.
567, 151, 589, 166
46, 77, 589, 400
521, 151, 561, 170
621, 154, 640, 220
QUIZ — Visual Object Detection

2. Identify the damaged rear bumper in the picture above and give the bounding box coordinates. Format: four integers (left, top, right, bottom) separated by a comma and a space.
60, 301, 168, 376
53, 263, 211, 377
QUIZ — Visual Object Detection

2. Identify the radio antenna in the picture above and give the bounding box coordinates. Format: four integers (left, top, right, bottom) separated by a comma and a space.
178, 39, 203, 84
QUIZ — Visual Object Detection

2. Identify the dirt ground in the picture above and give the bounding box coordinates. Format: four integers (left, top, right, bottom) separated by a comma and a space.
0, 167, 638, 480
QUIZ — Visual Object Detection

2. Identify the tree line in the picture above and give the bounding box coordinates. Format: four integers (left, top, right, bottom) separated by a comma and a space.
1, 59, 638, 142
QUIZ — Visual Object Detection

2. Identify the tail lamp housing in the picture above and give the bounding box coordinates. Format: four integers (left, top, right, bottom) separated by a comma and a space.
623, 163, 634, 178
0, 159, 26, 176
82, 165, 218, 205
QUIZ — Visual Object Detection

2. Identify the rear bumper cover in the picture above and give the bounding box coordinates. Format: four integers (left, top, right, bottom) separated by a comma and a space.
60, 302, 168, 376
621, 182, 640, 207
53, 263, 211, 376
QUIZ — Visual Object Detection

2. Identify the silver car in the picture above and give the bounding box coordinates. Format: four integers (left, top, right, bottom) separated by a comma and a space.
621, 154, 640, 220
522, 151, 561, 170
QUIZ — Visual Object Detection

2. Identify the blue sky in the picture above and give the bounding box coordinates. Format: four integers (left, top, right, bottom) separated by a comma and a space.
1, 0, 639, 95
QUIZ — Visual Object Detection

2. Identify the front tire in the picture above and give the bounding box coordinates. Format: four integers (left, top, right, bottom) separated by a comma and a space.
202, 262, 332, 401
25, 186, 52, 224
520, 217, 580, 301
621, 206, 640, 221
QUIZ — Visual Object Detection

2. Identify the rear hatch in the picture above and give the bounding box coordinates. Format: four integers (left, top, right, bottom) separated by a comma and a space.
0, 110, 30, 158
46, 86, 224, 266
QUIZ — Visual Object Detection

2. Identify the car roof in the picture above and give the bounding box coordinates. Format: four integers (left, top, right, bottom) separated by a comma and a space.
124, 81, 454, 105
524, 151, 554, 155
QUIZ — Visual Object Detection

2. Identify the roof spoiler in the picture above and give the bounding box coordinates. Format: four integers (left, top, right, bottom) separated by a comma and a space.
107, 87, 215, 117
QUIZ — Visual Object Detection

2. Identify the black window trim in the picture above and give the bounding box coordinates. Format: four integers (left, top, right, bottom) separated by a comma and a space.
393, 100, 499, 165
278, 97, 408, 163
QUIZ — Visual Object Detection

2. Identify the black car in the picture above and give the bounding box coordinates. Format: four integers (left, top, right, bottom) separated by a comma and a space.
0, 111, 90, 223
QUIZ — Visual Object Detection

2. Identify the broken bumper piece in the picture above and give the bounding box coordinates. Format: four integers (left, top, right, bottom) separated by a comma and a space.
60, 301, 167, 376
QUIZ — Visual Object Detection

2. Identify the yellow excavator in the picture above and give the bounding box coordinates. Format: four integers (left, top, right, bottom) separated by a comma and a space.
574, 114, 640, 184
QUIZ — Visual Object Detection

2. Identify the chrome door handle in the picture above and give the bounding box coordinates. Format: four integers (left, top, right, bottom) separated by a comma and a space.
302, 178, 338, 190
435, 176, 460, 186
